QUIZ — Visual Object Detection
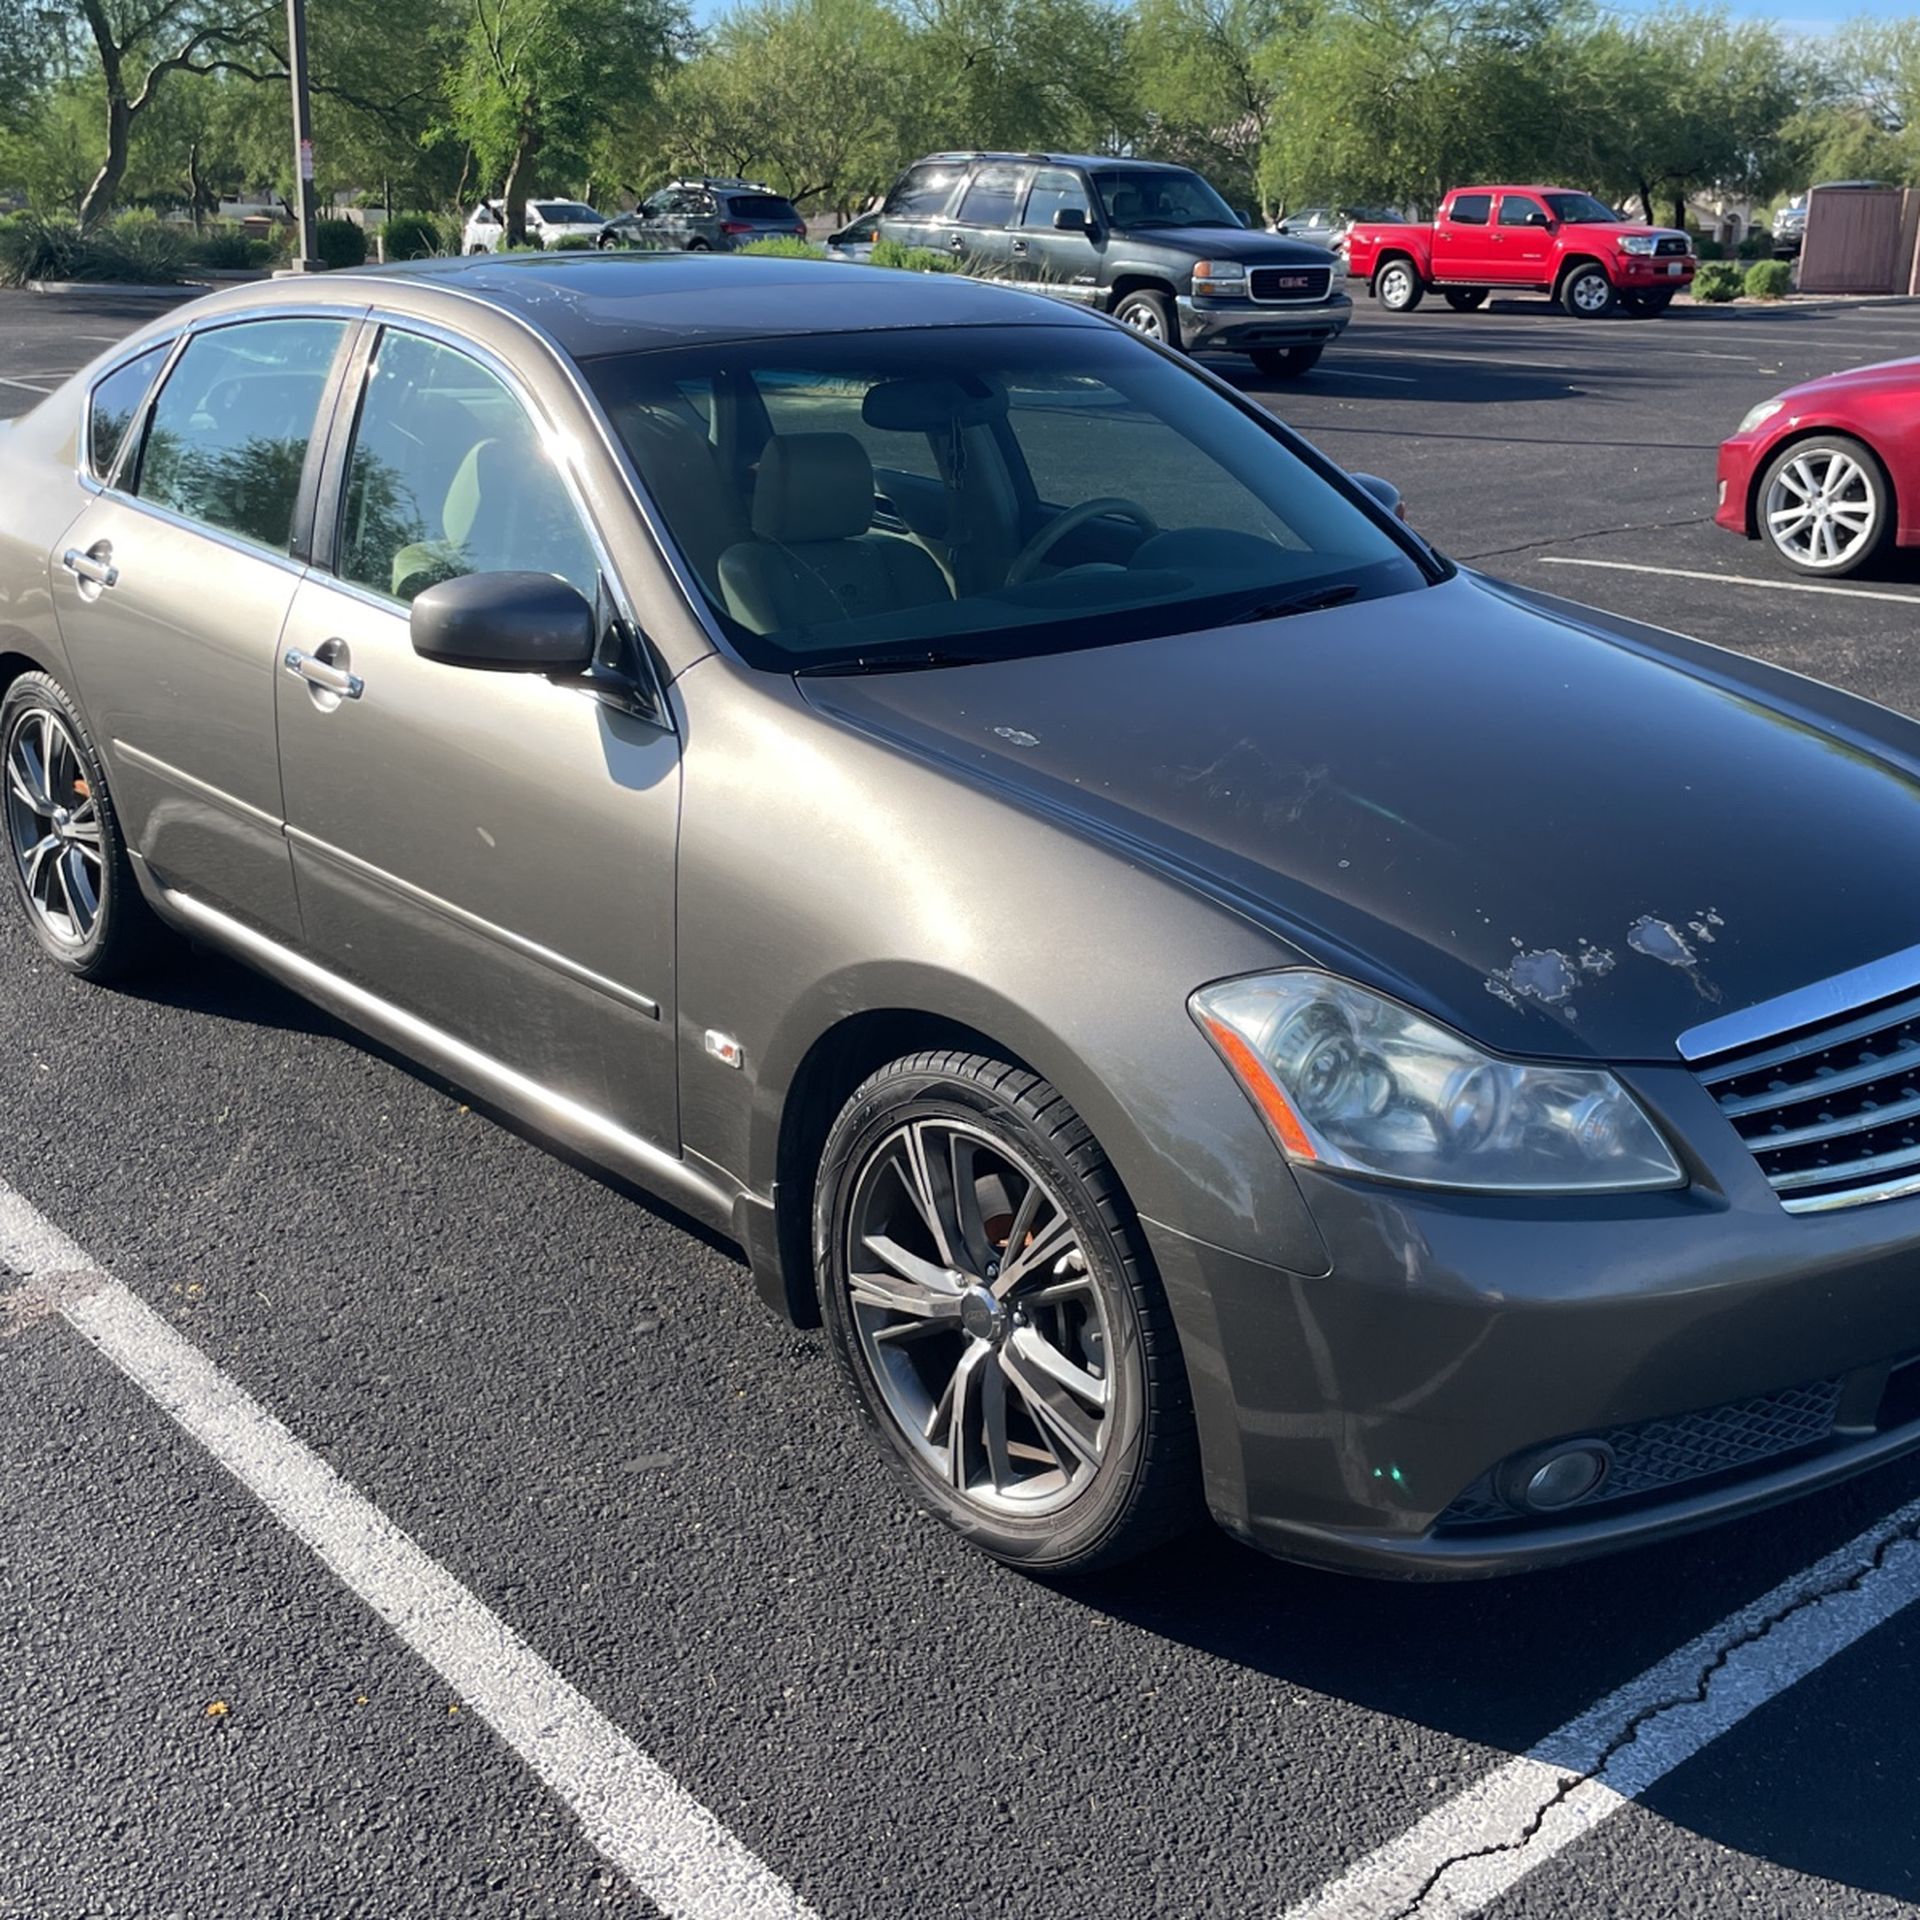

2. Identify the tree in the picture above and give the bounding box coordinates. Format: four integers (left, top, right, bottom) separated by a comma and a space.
448, 0, 686, 242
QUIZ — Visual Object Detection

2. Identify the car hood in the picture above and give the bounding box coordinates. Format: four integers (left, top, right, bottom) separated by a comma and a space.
1115, 226, 1331, 265
1581, 222, 1688, 245
798, 574, 1920, 1062
1780, 355, 1920, 403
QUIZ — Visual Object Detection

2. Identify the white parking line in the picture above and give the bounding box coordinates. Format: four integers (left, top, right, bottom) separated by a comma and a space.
0, 375, 54, 395
0, 1182, 819, 1920
1537, 555, 1920, 606
1281, 1494, 1920, 1919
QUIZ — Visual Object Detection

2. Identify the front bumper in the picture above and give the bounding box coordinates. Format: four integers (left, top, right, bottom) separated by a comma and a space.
1716, 435, 1763, 535
1179, 291, 1353, 354
1615, 254, 1696, 290
1147, 1062, 1920, 1578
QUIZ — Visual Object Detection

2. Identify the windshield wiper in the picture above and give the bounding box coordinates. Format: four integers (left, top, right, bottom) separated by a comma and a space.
1229, 583, 1362, 624
792, 649, 989, 677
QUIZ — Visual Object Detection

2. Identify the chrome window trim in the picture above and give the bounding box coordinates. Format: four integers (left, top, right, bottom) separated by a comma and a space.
1677, 939, 1920, 1063
79, 335, 180, 493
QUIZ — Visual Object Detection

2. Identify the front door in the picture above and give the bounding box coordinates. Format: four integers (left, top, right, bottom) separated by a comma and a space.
51, 312, 355, 936
1012, 168, 1102, 303
1496, 193, 1554, 284
275, 323, 681, 1142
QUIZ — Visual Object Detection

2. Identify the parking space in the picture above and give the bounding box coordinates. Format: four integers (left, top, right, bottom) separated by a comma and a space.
4, 286, 1920, 1920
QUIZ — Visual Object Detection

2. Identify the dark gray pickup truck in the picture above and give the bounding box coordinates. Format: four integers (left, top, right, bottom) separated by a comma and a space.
870, 150, 1352, 379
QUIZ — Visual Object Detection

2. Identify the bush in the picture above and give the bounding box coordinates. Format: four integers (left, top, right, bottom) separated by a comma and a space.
1736, 230, 1774, 260
313, 216, 367, 269
738, 235, 826, 258
548, 232, 595, 250
869, 237, 958, 273
0, 209, 186, 287
1744, 257, 1793, 300
379, 211, 445, 261
186, 223, 256, 269
1692, 234, 1726, 261
1692, 260, 1744, 302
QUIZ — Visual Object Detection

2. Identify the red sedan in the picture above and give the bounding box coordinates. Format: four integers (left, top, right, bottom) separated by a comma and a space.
1717, 357, 1920, 577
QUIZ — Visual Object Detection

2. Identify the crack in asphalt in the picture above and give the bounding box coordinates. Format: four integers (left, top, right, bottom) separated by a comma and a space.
1386, 1520, 1920, 1919
1461, 513, 1714, 565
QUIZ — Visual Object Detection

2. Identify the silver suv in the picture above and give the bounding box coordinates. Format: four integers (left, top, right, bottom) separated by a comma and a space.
599, 178, 807, 253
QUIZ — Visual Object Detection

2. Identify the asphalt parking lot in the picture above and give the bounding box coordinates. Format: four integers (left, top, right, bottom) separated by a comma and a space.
4, 283, 1920, 1920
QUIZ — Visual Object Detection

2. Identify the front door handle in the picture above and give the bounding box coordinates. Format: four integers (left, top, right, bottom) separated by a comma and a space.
283, 647, 363, 700
948, 233, 967, 251
60, 545, 118, 589
1010, 238, 1029, 256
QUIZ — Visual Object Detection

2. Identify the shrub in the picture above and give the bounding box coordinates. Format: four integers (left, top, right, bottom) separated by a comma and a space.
313, 216, 367, 269
186, 223, 256, 269
869, 237, 957, 273
379, 211, 445, 261
1692, 260, 1744, 302
0, 209, 185, 287
1692, 234, 1726, 261
1736, 230, 1774, 260
1744, 257, 1793, 300
738, 235, 826, 259
548, 232, 595, 250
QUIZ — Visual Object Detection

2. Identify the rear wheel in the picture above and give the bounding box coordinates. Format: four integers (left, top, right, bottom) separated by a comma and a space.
2, 672, 165, 981
1758, 434, 1894, 578
596, 230, 622, 250
1112, 289, 1179, 349
1375, 257, 1423, 312
1249, 344, 1322, 379
684, 237, 710, 252
1561, 262, 1615, 317
1443, 288, 1488, 311
815, 1051, 1200, 1572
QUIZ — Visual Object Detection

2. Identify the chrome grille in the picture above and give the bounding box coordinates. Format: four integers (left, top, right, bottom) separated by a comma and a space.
1655, 235, 1690, 257
1694, 987, 1920, 1212
1248, 265, 1332, 303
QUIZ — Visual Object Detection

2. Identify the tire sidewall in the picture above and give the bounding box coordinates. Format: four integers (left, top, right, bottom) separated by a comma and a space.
1377, 260, 1418, 310
814, 1064, 1151, 1569
1563, 265, 1614, 316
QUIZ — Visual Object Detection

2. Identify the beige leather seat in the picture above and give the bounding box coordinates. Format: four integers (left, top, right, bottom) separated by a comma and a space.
718, 433, 951, 635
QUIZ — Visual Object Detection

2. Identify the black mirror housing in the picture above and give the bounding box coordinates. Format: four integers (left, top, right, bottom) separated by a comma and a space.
410, 571, 598, 673
1350, 471, 1406, 521
1052, 206, 1089, 233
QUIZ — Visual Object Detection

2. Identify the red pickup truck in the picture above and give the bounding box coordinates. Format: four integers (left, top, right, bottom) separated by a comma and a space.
1346, 187, 1696, 318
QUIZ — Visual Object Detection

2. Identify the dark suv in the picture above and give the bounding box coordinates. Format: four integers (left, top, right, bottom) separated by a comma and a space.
871, 151, 1351, 378
600, 178, 808, 253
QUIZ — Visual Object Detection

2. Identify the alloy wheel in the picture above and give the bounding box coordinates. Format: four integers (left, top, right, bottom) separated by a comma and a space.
1380, 263, 1413, 307
1765, 449, 1880, 570
1121, 303, 1164, 339
1570, 271, 1612, 314
4, 706, 104, 946
843, 1117, 1116, 1517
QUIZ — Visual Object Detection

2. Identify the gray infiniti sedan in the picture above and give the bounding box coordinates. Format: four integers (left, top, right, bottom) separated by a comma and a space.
10, 254, 1920, 1579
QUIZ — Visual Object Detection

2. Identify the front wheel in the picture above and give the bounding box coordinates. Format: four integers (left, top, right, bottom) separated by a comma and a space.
1442, 288, 1488, 311
1375, 257, 1423, 312
1249, 344, 1322, 379
1758, 434, 1894, 578
1561, 263, 1615, 317
815, 1052, 1200, 1572
595, 230, 622, 250
1112, 289, 1179, 349
1621, 289, 1674, 315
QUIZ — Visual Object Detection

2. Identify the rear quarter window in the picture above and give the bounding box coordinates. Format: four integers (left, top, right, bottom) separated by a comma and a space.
882, 165, 964, 220
87, 345, 169, 482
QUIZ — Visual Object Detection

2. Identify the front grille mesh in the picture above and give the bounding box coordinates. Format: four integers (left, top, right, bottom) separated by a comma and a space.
1694, 989, 1920, 1212
1440, 1379, 1843, 1528
1249, 265, 1332, 302
1655, 235, 1690, 257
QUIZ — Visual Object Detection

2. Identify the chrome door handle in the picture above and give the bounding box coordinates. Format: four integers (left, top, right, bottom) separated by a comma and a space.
282, 647, 363, 699
60, 547, 118, 588
1010, 239, 1029, 255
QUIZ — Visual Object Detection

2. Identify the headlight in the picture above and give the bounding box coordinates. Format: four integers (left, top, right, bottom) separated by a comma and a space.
1191, 971, 1684, 1193
1193, 259, 1248, 295
1617, 234, 1658, 256
1738, 398, 1785, 435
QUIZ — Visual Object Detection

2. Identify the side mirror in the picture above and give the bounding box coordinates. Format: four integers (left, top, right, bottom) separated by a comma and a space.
1052, 206, 1090, 233
1351, 472, 1406, 521
410, 571, 597, 673
1234, 207, 1256, 228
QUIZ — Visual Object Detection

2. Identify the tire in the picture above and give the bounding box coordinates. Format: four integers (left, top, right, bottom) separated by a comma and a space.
1621, 289, 1674, 316
1112, 289, 1180, 349
684, 237, 710, 252
596, 231, 621, 250
1757, 434, 1894, 579
1442, 288, 1488, 311
814, 1051, 1201, 1572
2, 671, 166, 982
1374, 256, 1423, 312
1249, 344, 1322, 379
1560, 262, 1615, 317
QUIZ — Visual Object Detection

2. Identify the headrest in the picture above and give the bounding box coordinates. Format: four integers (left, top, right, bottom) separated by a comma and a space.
862, 376, 1008, 433
752, 432, 873, 543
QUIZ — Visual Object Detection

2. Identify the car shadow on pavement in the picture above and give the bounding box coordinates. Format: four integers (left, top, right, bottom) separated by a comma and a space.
1210, 358, 1580, 408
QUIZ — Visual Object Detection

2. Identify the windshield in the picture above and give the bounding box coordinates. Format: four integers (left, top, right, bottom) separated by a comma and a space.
1544, 193, 1618, 224
535, 201, 601, 224
583, 326, 1433, 673
1091, 167, 1240, 231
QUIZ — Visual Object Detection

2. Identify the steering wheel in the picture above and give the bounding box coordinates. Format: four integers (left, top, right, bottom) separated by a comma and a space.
1005, 497, 1159, 586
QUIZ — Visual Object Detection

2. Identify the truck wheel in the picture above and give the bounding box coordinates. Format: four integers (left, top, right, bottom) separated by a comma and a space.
1561, 263, 1615, 317
1443, 288, 1487, 311
1621, 289, 1674, 316
1249, 345, 1322, 380
1375, 258, 1423, 312
1113, 289, 1179, 348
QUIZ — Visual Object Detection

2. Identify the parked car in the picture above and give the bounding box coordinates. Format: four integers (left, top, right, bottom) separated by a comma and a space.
1347, 187, 1696, 316
1277, 205, 1402, 251
462, 198, 606, 253
1770, 199, 1807, 257
871, 150, 1350, 379
824, 214, 879, 262
1716, 357, 1920, 576
599, 178, 807, 253
19, 254, 1920, 1581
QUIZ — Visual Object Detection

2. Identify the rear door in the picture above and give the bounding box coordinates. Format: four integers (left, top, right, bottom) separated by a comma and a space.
876, 161, 967, 252
1431, 191, 1496, 280
51, 311, 357, 937
945, 162, 1028, 278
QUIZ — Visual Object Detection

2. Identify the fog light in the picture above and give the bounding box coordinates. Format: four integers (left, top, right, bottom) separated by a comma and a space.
1516, 1443, 1612, 1511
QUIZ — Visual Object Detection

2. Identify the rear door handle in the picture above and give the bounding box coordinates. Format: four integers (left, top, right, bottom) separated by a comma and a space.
60, 546, 117, 589
1010, 239, 1029, 256
283, 647, 363, 699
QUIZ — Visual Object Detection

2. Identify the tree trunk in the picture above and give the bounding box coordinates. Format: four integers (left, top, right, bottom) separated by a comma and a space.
78, 92, 131, 229
1669, 189, 1687, 231
502, 119, 540, 246
187, 140, 205, 230
1637, 181, 1655, 224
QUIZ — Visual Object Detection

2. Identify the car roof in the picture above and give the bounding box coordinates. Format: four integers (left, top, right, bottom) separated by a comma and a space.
917, 151, 1193, 174
222, 251, 1102, 359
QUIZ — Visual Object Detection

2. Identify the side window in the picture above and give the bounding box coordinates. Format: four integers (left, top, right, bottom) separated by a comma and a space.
1449, 194, 1492, 226
956, 164, 1027, 229
882, 164, 963, 220
1499, 196, 1545, 227
87, 344, 168, 482
336, 328, 600, 606
1020, 168, 1088, 229
135, 317, 347, 553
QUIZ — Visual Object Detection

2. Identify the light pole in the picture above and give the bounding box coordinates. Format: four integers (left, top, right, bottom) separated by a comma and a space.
285, 0, 320, 270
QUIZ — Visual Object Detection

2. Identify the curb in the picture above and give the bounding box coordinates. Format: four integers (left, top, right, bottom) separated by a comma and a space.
25, 279, 204, 298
